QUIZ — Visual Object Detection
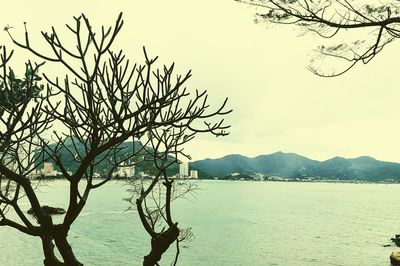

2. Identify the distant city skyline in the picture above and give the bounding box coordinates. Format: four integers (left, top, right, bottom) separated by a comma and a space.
1, 0, 400, 163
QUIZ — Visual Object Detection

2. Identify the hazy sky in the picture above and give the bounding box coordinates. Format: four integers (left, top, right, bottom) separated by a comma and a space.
2, 0, 400, 162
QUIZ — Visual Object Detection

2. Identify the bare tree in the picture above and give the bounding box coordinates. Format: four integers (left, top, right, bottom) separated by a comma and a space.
1, 12, 230, 265
128, 121, 210, 265
0, 46, 57, 263
128, 169, 197, 265
236, 0, 400, 76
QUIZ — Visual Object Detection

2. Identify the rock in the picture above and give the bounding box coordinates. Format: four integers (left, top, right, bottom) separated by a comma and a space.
390, 250, 400, 265
27, 205, 66, 216
392, 235, 400, 247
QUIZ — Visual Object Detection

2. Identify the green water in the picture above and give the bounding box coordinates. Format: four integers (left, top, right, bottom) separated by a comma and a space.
0, 180, 399, 265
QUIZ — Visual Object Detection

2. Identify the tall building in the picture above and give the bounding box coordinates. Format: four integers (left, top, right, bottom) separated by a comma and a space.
18, 148, 28, 171
190, 170, 198, 179
2, 154, 15, 171
179, 162, 189, 178
43, 162, 54, 174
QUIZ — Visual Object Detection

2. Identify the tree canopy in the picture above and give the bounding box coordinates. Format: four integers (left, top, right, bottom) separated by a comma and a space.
0, 12, 231, 265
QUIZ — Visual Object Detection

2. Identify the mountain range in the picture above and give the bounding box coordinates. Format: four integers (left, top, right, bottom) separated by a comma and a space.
38, 141, 400, 182
37, 138, 179, 176
190, 152, 400, 182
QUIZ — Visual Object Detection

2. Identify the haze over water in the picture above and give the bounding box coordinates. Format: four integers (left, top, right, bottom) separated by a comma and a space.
0, 180, 398, 265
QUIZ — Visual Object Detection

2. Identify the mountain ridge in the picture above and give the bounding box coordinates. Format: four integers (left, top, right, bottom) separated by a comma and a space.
190, 152, 400, 182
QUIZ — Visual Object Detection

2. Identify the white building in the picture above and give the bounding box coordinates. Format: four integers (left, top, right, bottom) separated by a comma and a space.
2, 154, 16, 172
17, 148, 29, 171
1, 146, 30, 175
28, 169, 42, 179
190, 170, 198, 179
179, 162, 189, 178
113, 162, 135, 178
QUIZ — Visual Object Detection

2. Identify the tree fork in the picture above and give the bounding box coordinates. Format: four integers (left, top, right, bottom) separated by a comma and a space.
53, 225, 83, 266
143, 223, 180, 266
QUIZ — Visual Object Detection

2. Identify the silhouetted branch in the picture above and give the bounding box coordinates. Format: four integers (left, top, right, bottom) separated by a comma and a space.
2, 11, 230, 265
237, 0, 400, 76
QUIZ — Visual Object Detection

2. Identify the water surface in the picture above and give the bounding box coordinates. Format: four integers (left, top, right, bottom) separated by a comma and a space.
0, 180, 398, 265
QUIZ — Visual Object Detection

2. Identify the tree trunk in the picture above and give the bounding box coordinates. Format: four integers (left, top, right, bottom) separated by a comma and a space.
40, 225, 82, 266
143, 225, 180, 266
53, 227, 83, 266
41, 236, 63, 266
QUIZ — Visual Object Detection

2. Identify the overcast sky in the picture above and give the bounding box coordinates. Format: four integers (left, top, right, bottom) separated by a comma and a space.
2, 0, 400, 162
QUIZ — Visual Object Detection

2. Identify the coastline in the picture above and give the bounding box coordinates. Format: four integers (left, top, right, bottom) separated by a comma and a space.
30, 176, 400, 185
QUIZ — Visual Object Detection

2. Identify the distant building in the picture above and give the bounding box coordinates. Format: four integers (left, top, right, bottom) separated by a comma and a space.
28, 169, 41, 179
93, 172, 101, 178
43, 162, 54, 174
3, 155, 16, 171
1, 147, 29, 175
17, 148, 28, 170
42, 162, 62, 177
179, 162, 189, 178
190, 170, 198, 179
113, 162, 135, 178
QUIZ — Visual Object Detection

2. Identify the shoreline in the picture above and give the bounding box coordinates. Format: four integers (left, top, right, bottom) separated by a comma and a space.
31, 177, 400, 185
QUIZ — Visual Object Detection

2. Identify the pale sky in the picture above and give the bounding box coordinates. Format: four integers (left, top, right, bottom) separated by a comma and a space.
1, 0, 400, 162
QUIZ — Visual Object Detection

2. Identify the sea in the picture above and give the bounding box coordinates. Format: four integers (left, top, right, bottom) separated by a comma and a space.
0, 180, 399, 266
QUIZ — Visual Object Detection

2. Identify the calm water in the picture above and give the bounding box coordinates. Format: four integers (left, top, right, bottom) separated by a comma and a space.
0, 180, 399, 265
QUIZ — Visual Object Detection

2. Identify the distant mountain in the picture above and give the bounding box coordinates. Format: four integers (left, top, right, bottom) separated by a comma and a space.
36, 138, 179, 176
190, 152, 400, 182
